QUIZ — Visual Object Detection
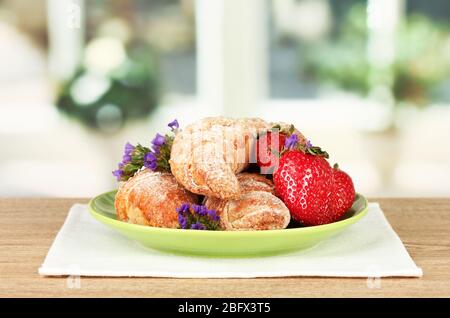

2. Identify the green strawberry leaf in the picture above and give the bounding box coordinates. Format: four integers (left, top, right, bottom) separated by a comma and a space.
306, 146, 329, 159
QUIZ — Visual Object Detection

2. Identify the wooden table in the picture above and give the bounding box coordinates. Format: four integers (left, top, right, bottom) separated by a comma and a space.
0, 198, 449, 298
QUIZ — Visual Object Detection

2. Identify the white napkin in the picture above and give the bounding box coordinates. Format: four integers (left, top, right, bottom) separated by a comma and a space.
39, 203, 422, 278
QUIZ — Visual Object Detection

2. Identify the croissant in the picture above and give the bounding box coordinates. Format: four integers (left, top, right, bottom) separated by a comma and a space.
115, 169, 198, 228
204, 173, 291, 230
169, 117, 270, 199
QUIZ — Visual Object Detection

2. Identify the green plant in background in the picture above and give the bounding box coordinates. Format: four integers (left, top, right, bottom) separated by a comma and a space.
393, 15, 450, 105
56, 39, 160, 132
302, 3, 450, 106
302, 4, 371, 96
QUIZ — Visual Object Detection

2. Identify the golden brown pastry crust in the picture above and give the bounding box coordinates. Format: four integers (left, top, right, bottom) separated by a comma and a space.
205, 173, 290, 231
115, 169, 198, 228
169, 117, 271, 199
236, 172, 276, 195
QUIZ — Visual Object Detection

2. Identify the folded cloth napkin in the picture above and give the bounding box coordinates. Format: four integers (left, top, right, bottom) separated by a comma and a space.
39, 203, 422, 278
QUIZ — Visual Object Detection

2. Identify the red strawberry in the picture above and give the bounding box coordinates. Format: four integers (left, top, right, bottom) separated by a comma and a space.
273, 150, 334, 225
274, 150, 355, 226
330, 164, 355, 222
256, 131, 286, 170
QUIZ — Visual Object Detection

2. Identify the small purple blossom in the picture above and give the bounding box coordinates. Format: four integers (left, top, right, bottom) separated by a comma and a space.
207, 209, 220, 221
119, 142, 135, 165
190, 221, 206, 230
192, 204, 201, 214
122, 154, 132, 164
124, 142, 135, 155
144, 151, 157, 170
112, 169, 123, 181
152, 133, 166, 147
192, 204, 208, 216
176, 203, 191, 215
178, 214, 188, 229
176, 203, 220, 230
151, 133, 166, 153
306, 140, 313, 149
168, 119, 179, 131
284, 134, 298, 150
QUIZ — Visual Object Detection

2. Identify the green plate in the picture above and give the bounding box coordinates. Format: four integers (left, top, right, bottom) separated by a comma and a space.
88, 191, 368, 257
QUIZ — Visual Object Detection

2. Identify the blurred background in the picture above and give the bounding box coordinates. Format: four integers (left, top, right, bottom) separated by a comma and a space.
0, 0, 449, 197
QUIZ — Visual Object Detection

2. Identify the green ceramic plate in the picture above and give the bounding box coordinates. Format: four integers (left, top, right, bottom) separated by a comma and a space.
88, 191, 368, 257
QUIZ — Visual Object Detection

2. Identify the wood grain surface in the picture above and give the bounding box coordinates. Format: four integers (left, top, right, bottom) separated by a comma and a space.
0, 198, 449, 298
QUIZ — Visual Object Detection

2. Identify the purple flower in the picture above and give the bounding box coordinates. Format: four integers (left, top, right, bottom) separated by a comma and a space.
119, 142, 135, 165
198, 207, 208, 216
306, 140, 313, 149
144, 151, 157, 170
112, 169, 123, 181
168, 119, 179, 131
207, 209, 220, 221
122, 154, 132, 164
190, 221, 206, 230
124, 142, 135, 156
284, 134, 298, 150
192, 204, 208, 216
152, 133, 166, 147
151, 133, 166, 153
176, 203, 191, 215
178, 214, 188, 229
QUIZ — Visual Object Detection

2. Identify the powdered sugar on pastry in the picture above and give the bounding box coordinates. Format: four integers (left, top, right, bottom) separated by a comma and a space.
205, 173, 291, 230
169, 117, 271, 199
115, 169, 198, 228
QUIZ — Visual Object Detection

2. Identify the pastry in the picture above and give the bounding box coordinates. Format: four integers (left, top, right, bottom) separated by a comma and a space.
115, 169, 198, 228
169, 117, 270, 199
204, 173, 290, 230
